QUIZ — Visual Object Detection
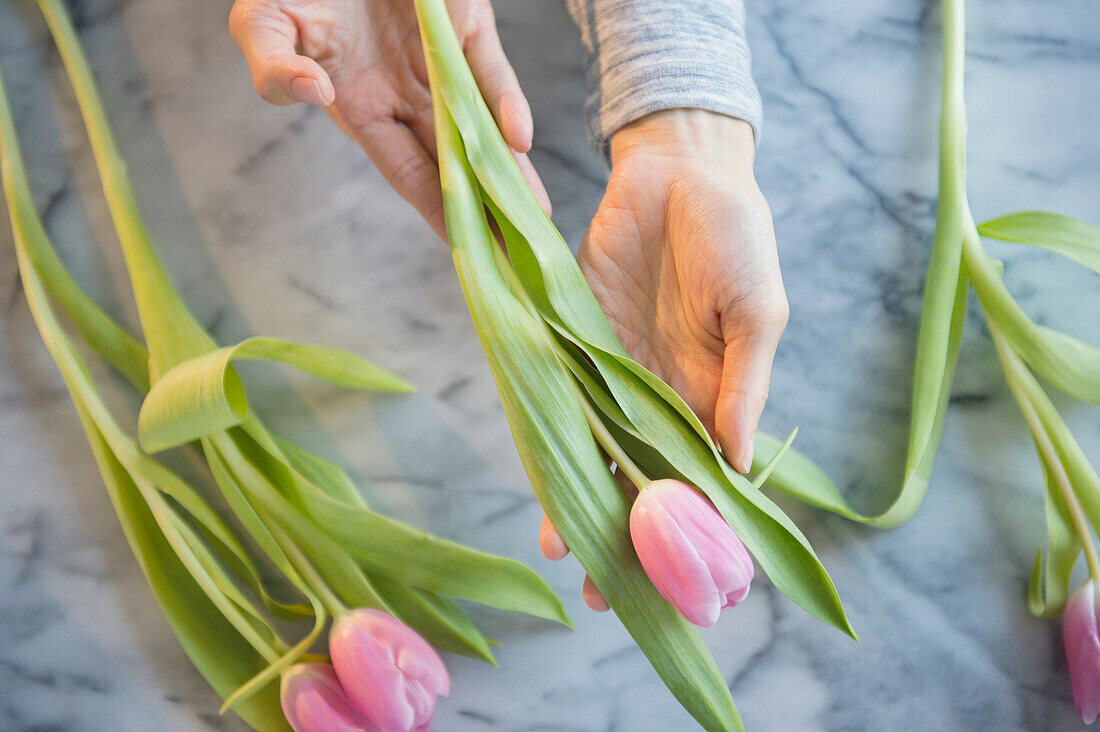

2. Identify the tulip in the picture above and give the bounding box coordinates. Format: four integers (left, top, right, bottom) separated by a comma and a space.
1065, 581, 1100, 724
330, 609, 450, 732
629, 479, 754, 627
281, 663, 380, 732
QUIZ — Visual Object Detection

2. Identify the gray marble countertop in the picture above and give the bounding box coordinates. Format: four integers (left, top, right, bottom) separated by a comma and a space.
1, 0, 1098, 730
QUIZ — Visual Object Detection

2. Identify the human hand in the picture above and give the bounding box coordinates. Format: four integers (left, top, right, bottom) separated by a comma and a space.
541, 109, 787, 611
229, 0, 549, 237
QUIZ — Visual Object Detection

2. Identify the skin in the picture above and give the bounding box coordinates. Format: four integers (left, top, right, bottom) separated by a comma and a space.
230, 0, 787, 611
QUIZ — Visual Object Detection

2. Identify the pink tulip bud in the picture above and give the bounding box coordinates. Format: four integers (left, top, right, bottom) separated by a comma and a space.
330, 609, 450, 732
280, 663, 380, 732
1065, 580, 1100, 724
629, 479, 754, 627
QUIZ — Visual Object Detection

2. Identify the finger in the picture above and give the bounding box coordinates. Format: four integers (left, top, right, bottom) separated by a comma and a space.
715, 297, 789, 473
463, 8, 534, 151
358, 121, 446, 238
514, 150, 552, 218
403, 104, 550, 220
582, 575, 610, 612
229, 2, 334, 107
539, 515, 570, 560
405, 102, 438, 162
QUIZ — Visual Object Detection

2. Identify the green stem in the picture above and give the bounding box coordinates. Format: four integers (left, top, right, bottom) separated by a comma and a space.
989, 324, 1100, 581
489, 244, 651, 489
36, 0, 213, 377
272, 524, 349, 616
574, 381, 652, 489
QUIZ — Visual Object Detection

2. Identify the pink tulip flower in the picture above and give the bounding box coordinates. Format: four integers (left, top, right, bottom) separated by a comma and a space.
629, 479, 754, 627
330, 609, 450, 732
280, 663, 380, 732
1065, 580, 1100, 724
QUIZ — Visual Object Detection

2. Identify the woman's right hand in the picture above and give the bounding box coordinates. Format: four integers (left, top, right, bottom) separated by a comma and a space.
229, 0, 549, 238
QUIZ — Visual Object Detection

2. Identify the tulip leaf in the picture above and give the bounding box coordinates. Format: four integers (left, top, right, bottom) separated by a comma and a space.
260, 436, 498, 661
138, 336, 413, 453
269, 435, 366, 507
979, 211, 1100, 276
209, 429, 390, 611
965, 244, 1100, 404
751, 428, 798, 490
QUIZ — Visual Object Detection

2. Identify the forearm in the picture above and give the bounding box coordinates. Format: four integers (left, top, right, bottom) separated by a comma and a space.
566, 0, 762, 159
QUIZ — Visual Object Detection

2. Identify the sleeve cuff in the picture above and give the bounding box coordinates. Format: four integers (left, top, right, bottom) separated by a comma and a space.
573, 0, 763, 161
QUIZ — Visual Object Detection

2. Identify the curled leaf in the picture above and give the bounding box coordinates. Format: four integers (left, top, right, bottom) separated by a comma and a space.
138, 336, 413, 452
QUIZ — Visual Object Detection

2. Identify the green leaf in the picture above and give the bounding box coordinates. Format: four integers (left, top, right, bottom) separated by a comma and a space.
222, 411, 570, 624
287, 469, 571, 624
979, 211, 1100, 276
208, 428, 389, 612
964, 241, 1100, 403
270, 435, 367, 508
138, 337, 413, 452
263, 437, 499, 661
36, 0, 218, 375
751, 428, 797, 490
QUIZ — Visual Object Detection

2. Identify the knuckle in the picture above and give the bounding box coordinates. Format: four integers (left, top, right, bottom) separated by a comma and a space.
761, 294, 790, 329
388, 155, 435, 198
227, 2, 247, 36
464, 1, 497, 36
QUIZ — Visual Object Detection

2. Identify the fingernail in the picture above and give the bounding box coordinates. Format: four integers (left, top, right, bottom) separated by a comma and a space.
738, 433, 755, 474
502, 97, 533, 152
290, 77, 332, 107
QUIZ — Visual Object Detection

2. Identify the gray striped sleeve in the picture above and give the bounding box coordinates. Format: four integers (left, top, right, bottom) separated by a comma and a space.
565, 0, 762, 159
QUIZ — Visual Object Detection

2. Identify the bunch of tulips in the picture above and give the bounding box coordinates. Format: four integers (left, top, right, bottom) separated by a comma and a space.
1, 1, 784, 730
1, 2, 569, 731
2, 0, 1099, 729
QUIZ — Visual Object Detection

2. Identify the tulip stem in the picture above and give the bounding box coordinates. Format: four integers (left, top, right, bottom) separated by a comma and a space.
274, 524, 350, 616
572, 383, 652, 489
489, 242, 652, 490
989, 323, 1100, 582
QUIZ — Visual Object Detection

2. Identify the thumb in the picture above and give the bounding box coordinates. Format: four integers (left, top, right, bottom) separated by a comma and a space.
714, 296, 788, 473
229, 2, 334, 107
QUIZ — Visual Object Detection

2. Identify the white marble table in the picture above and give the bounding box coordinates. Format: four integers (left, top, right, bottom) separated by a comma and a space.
1, 0, 1098, 730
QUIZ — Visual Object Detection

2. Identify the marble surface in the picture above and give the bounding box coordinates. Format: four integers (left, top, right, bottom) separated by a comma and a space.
1, 0, 1099, 729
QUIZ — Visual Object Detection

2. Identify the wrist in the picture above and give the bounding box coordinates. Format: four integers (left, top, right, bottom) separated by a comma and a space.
608, 109, 756, 178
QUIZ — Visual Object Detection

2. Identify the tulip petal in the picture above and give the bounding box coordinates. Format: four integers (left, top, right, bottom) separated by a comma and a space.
632, 487, 722, 627
1065, 582, 1100, 724
331, 610, 450, 732
671, 486, 754, 606
281, 664, 380, 732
